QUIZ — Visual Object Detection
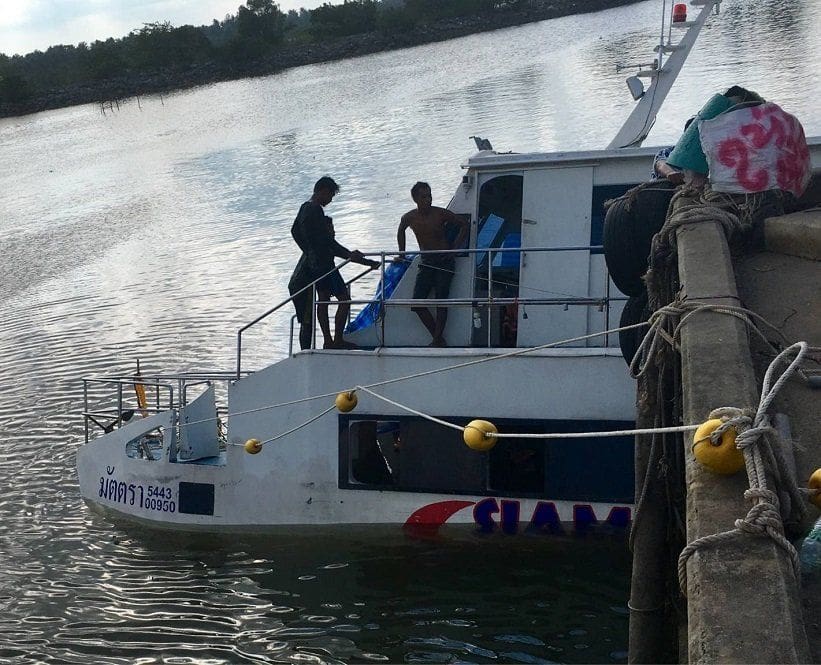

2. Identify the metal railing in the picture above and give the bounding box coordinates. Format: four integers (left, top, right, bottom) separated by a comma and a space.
81, 372, 235, 444
235, 258, 375, 379
235, 245, 622, 378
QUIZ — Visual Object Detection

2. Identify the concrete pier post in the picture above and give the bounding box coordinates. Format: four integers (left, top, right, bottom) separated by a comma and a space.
675, 220, 810, 663
628, 370, 678, 664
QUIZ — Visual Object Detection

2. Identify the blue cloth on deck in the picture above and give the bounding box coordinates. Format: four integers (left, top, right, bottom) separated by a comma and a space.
475, 213, 505, 266
345, 258, 413, 333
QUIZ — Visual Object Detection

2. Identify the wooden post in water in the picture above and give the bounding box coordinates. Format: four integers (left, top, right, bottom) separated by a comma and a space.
628, 367, 679, 663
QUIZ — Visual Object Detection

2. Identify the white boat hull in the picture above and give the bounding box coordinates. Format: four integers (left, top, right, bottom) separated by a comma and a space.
78, 349, 636, 534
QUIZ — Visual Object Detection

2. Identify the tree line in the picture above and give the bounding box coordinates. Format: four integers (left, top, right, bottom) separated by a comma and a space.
0, 0, 534, 107
0, 0, 592, 114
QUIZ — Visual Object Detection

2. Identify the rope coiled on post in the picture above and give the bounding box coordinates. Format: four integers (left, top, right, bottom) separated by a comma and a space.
677, 342, 809, 596
629, 299, 788, 379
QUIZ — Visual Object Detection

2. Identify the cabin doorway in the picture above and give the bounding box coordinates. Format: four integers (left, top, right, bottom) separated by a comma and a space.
473, 173, 523, 347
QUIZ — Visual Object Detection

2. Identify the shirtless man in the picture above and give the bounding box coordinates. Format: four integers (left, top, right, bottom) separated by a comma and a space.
396, 181, 468, 347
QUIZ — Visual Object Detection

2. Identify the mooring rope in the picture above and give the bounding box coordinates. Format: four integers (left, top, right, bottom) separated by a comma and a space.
256, 405, 337, 446
185, 320, 650, 432
356, 383, 698, 439
629, 299, 789, 379
220, 300, 804, 451
676, 342, 809, 595
655, 186, 751, 248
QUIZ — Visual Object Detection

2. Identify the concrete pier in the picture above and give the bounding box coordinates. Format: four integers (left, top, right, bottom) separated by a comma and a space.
673, 208, 820, 663
736, 208, 821, 664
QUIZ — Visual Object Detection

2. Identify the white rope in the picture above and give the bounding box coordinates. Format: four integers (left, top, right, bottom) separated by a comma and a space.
354, 384, 698, 440
677, 342, 808, 595
488, 425, 697, 439
229, 382, 699, 450
230, 404, 337, 448
355, 386, 463, 432
177, 320, 650, 430
178, 303, 807, 457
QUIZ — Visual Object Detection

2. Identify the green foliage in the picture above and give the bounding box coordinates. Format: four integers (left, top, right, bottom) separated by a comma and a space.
0, 0, 540, 113
375, 7, 415, 35
85, 39, 127, 80
0, 72, 32, 103
403, 0, 499, 22
311, 1, 379, 38
235, 0, 286, 44
126, 22, 213, 71
219, 0, 287, 63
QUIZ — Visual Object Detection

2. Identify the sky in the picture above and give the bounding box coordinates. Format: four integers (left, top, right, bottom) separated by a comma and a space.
0, 0, 327, 57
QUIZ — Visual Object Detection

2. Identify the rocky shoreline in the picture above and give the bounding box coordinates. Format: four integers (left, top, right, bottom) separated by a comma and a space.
2, 0, 642, 118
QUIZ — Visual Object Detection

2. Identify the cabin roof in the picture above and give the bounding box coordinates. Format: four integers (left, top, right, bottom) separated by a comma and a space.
462, 145, 661, 171
463, 134, 821, 171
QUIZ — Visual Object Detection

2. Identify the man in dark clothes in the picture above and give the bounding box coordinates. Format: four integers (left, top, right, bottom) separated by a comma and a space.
396, 181, 468, 347
288, 176, 379, 350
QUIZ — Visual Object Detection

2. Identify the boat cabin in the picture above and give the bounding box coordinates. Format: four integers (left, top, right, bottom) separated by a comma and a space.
343, 146, 661, 351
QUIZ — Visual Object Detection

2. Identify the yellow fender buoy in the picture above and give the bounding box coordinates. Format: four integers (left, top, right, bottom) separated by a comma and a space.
464, 419, 498, 452
335, 391, 358, 413
809, 468, 821, 509
244, 438, 262, 455
692, 418, 745, 475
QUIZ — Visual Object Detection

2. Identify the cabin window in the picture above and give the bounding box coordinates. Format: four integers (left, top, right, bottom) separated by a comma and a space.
339, 416, 635, 503
339, 416, 483, 493
488, 439, 545, 495
589, 184, 636, 253
346, 419, 397, 486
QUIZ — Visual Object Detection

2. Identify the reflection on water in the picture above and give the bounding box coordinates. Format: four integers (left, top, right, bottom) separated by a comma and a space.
0, 0, 819, 660
1, 523, 629, 663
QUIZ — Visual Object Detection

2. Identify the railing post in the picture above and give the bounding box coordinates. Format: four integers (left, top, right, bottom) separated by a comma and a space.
604, 269, 612, 348
83, 380, 89, 444
116, 382, 123, 427
487, 248, 494, 348
311, 286, 316, 350
236, 331, 243, 380
380, 252, 386, 348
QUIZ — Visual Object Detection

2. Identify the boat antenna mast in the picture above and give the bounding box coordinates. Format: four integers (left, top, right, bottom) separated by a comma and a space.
607, 0, 720, 150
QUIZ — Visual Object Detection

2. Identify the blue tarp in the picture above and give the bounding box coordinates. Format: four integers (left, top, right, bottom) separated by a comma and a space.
475, 213, 505, 266
345, 257, 413, 333
492, 232, 521, 268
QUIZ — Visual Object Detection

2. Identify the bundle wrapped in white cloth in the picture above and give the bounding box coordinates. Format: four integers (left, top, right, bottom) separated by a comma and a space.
700, 102, 811, 197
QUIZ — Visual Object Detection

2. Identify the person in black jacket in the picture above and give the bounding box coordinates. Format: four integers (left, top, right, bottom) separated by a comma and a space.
288, 176, 379, 350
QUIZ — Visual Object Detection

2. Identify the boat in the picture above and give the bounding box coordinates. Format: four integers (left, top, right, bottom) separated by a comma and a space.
76, 0, 821, 534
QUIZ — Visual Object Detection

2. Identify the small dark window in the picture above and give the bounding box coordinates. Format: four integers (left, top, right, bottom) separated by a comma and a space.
348, 420, 396, 486
178, 482, 215, 515
395, 419, 484, 492
339, 416, 634, 503
488, 440, 545, 494
340, 416, 484, 494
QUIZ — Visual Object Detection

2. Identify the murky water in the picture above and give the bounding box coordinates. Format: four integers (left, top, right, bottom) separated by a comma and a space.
0, 0, 818, 661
